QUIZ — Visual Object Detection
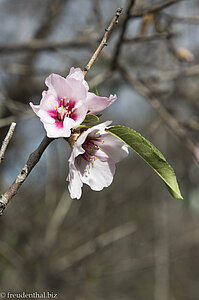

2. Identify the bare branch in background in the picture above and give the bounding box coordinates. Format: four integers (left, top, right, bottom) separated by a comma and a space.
118, 65, 199, 164
55, 221, 137, 271
0, 110, 33, 129
24, 0, 68, 66
124, 31, 177, 43
131, 0, 183, 18
164, 13, 199, 24
0, 122, 16, 164
0, 39, 94, 53
112, 0, 136, 69
88, 70, 113, 90
140, 63, 199, 84
45, 192, 73, 249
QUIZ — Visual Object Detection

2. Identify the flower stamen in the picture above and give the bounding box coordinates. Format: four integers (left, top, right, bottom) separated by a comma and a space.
82, 139, 101, 165
56, 97, 76, 121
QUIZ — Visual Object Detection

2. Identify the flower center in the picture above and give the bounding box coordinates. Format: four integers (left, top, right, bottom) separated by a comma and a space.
56, 98, 76, 121
82, 138, 104, 165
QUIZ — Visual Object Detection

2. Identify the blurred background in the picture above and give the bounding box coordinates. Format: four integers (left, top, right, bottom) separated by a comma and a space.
0, 0, 199, 299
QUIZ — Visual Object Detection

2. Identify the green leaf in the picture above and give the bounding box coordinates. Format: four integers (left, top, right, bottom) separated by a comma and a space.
107, 126, 183, 199
82, 114, 99, 124
92, 88, 99, 96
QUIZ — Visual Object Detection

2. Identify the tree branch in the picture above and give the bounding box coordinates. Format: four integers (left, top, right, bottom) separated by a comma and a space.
0, 135, 54, 215
0, 122, 16, 164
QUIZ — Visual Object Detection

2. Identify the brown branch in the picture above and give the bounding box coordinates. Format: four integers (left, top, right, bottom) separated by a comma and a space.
131, 0, 183, 18
0, 122, 16, 164
83, 7, 123, 77
180, 119, 199, 132
0, 136, 54, 215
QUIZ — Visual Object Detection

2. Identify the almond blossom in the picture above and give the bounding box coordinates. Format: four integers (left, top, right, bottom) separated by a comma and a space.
30, 68, 117, 138
67, 121, 129, 199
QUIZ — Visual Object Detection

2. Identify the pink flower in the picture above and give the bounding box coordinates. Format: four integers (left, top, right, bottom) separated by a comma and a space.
30, 68, 117, 138
67, 121, 129, 199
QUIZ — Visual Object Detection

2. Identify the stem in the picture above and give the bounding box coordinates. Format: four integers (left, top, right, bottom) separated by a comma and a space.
83, 7, 123, 77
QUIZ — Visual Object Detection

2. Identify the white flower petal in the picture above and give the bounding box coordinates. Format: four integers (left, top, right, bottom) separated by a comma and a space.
44, 122, 71, 138
78, 157, 115, 191
45, 73, 72, 99
100, 133, 129, 163
67, 163, 83, 199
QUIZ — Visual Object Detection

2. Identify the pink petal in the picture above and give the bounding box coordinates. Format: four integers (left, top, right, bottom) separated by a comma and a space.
39, 91, 58, 112
45, 73, 72, 99
68, 67, 89, 91
30, 91, 58, 124
72, 102, 88, 123
86, 92, 117, 114
66, 77, 88, 102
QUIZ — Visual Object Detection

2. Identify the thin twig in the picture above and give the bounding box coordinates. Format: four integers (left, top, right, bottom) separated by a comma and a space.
83, 7, 123, 77
0, 136, 54, 215
0, 122, 16, 164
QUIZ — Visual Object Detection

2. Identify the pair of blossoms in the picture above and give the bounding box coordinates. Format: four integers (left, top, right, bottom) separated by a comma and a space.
30, 68, 128, 199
